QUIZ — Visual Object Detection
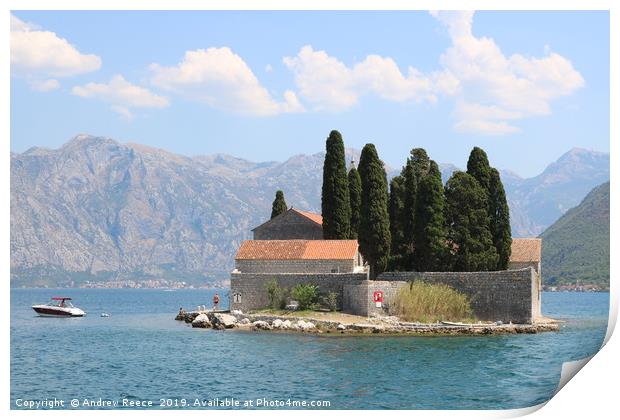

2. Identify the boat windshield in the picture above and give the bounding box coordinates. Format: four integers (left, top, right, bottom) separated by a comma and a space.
47, 300, 74, 308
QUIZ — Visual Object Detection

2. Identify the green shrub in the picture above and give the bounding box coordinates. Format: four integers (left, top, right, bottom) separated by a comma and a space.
291, 284, 319, 310
322, 292, 338, 312
391, 280, 475, 323
265, 279, 283, 310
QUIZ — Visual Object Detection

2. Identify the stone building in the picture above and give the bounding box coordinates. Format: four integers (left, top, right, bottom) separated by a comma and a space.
508, 238, 542, 314
229, 210, 544, 324
233, 239, 365, 274
252, 208, 323, 240
509, 238, 542, 274
230, 239, 368, 312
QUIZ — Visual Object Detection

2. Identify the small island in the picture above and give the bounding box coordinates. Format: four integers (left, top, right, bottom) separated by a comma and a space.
176, 131, 559, 335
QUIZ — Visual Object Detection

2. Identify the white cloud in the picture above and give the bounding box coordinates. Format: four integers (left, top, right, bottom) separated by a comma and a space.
72, 75, 169, 118
10, 14, 101, 80
110, 105, 134, 120
281, 90, 304, 113
10, 11, 584, 132
28, 78, 60, 92
431, 11, 584, 134
453, 102, 521, 135
429, 10, 474, 40
283, 45, 434, 111
355, 55, 435, 103
11, 14, 39, 31
281, 12, 583, 134
454, 119, 520, 136
149, 47, 303, 116
283, 46, 357, 111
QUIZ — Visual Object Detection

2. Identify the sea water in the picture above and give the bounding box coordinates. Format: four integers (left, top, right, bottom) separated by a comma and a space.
10, 289, 609, 410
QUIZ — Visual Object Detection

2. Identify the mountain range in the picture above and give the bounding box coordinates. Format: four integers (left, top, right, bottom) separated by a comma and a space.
10, 135, 609, 287
540, 182, 610, 289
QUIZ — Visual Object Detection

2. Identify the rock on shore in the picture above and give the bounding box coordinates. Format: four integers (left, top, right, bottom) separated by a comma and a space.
191, 313, 211, 328
295, 320, 316, 331
183, 311, 200, 324
175, 310, 186, 321
182, 309, 240, 330
252, 320, 271, 331
211, 313, 237, 329
176, 309, 559, 335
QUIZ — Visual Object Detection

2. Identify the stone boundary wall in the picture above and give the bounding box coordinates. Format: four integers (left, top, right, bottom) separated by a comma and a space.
508, 261, 540, 273
350, 268, 538, 323
230, 268, 539, 324
230, 272, 367, 312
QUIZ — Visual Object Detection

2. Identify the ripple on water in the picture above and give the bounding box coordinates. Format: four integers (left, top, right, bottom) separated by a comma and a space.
10, 290, 609, 410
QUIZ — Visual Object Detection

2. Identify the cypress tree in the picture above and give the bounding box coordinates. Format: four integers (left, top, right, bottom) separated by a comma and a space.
428, 159, 442, 180
270, 190, 288, 219
466, 146, 492, 193
401, 158, 417, 267
390, 148, 430, 270
321, 130, 351, 239
489, 168, 512, 270
410, 148, 431, 181
412, 161, 448, 271
467, 147, 512, 269
358, 144, 391, 279
444, 171, 498, 271
401, 148, 431, 269
348, 166, 362, 239
388, 175, 406, 269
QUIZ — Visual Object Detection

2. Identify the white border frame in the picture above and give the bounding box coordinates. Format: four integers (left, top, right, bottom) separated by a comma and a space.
3, 2, 617, 420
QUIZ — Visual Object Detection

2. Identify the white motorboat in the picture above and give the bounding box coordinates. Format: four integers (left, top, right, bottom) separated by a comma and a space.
32, 297, 86, 317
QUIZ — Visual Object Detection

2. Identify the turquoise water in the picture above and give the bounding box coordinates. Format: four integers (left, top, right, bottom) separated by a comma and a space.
10, 289, 609, 410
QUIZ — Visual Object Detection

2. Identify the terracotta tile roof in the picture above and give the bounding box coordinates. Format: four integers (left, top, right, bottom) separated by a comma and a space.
292, 208, 323, 225
302, 240, 357, 259
510, 238, 542, 263
235, 240, 358, 260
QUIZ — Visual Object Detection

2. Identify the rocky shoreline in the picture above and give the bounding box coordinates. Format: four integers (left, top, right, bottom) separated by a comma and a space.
175, 309, 560, 335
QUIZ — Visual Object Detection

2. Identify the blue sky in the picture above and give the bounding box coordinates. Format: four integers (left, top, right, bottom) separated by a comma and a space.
10, 10, 609, 177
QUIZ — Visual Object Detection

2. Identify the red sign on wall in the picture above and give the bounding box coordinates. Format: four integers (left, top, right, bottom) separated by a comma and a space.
373, 291, 384, 303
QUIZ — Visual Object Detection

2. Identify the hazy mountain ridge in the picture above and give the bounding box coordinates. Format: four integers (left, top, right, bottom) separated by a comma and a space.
11, 136, 323, 286
539, 182, 610, 288
503, 148, 610, 236
10, 135, 609, 286
435, 149, 609, 237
